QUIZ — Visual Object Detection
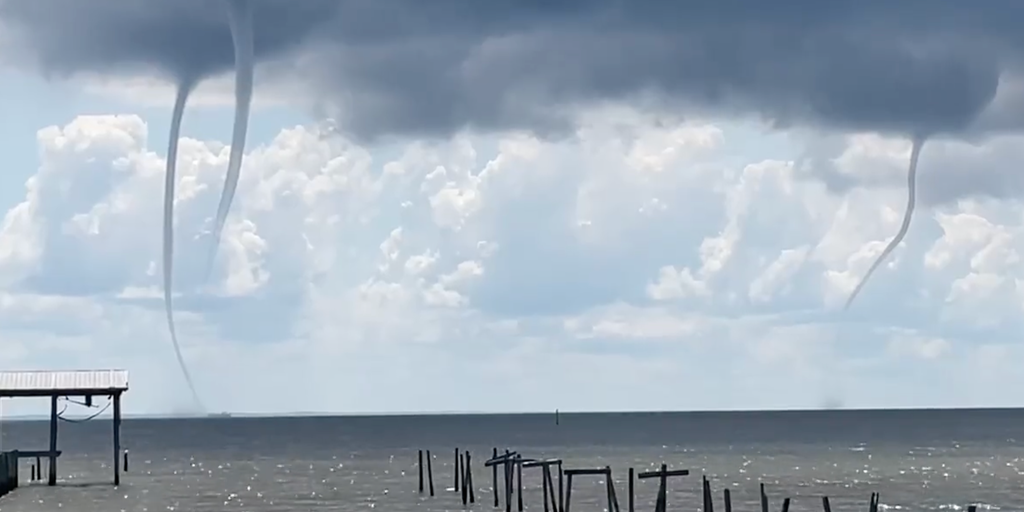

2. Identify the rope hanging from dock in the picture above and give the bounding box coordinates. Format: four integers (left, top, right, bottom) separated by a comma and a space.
57, 396, 111, 424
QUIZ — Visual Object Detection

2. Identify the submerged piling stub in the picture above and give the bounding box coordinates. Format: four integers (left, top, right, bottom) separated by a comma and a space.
757, 483, 795, 512
636, 464, 689, 512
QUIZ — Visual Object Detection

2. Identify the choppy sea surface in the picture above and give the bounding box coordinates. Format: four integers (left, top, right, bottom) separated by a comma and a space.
0, 409, 1022, 511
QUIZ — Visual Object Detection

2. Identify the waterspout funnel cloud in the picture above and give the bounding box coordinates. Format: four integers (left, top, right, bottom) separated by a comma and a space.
163, 77, 205, 412
207, 0, 255, 279
844, 136, 927, 309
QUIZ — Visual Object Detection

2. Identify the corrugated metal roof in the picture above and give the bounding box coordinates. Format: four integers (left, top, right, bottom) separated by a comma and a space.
0, 370, 128, 395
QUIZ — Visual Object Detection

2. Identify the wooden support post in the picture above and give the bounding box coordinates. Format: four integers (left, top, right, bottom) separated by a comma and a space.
418, 450, 424, 493
760, 483, 768, 512
782, 497, 791, 512
455, 447, 461, 492
524, 458, 564, 512
637, 463, 688, 512
725, 489, 733, 512
605, 466, 619, 512
34, 456, 40, 481
821, 496, 832, 512
124, 450, 129, 472
656, 464, 667, 512
504, 454, 513, 512
542, 466, 550, 512
557, 461, 563, 512
628, 468, 634, 512
605, 470, 614, 512
516, 455, 524, 512
462, 454, 468, 501
47, 395, 57, 486
461, 453, 469, 505
564, 473, 573, 512
466, 451, 475, 504
492, 447, 499, 507
113, 392, 122, 486
546, 466, 558, 512
427, 449, 435, 497
703, 475, 714, 512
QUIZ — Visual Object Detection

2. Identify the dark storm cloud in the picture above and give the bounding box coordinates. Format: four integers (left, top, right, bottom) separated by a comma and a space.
1, 0, 1016, 140
0, 0, 331, 80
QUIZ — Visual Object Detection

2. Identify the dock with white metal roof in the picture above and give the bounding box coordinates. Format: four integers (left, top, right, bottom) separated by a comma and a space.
0, 369, 129, 489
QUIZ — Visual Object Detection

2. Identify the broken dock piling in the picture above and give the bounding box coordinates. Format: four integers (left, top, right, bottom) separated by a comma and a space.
563, 465, 620, 512
412, 447, 981, 512
522, 458, 562, 512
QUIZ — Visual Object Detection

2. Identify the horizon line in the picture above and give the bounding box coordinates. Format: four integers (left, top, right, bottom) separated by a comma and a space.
1, 405, 1022, 421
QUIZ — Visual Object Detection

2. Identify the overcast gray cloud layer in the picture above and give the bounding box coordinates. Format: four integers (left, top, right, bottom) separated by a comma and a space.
1, 0, 1021, 140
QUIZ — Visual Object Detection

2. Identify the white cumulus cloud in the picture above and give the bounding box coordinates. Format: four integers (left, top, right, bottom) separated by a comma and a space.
0, 109, 1023, 415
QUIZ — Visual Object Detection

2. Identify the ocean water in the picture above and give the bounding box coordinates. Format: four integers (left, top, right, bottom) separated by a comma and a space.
0, 409, 1022, 511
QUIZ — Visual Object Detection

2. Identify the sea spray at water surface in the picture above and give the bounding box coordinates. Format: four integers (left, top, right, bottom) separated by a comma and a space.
206, 0, 255, 280
844, 136, 927, 309
162, 77, 205, 412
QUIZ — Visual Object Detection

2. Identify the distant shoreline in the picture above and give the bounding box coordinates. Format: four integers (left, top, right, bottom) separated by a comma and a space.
1, 406, 1023, 421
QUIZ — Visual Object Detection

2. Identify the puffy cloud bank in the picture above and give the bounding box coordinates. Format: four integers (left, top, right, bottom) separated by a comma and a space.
0, 111, 1022, 413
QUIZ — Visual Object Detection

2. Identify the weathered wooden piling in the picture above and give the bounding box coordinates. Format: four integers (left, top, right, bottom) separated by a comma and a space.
703, 476, 715, 512
492, 448, 499, 507
0, 451, 19, 497
637, 464, 689, 512
427, 449, 435, 497
562, 465, 621, 512
724, 488, 733, 512
753, 483, 795, 512
461, 451, 477, 505
628, 468, 634, 512
485, 449, 520, 511
418, 450, 424, 493
504, 451, 513, 512
123, 450, 129, 472
516, 454, 524, 512
820, 492, 886, 512
455, 448, 461, 492
605, 466, 620, 512
523, 458, 562, 512
466, 452, 476, 504
557, 460, 564, 512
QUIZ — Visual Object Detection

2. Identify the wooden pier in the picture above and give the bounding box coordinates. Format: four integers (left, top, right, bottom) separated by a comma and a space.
0, 369, 129, 490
